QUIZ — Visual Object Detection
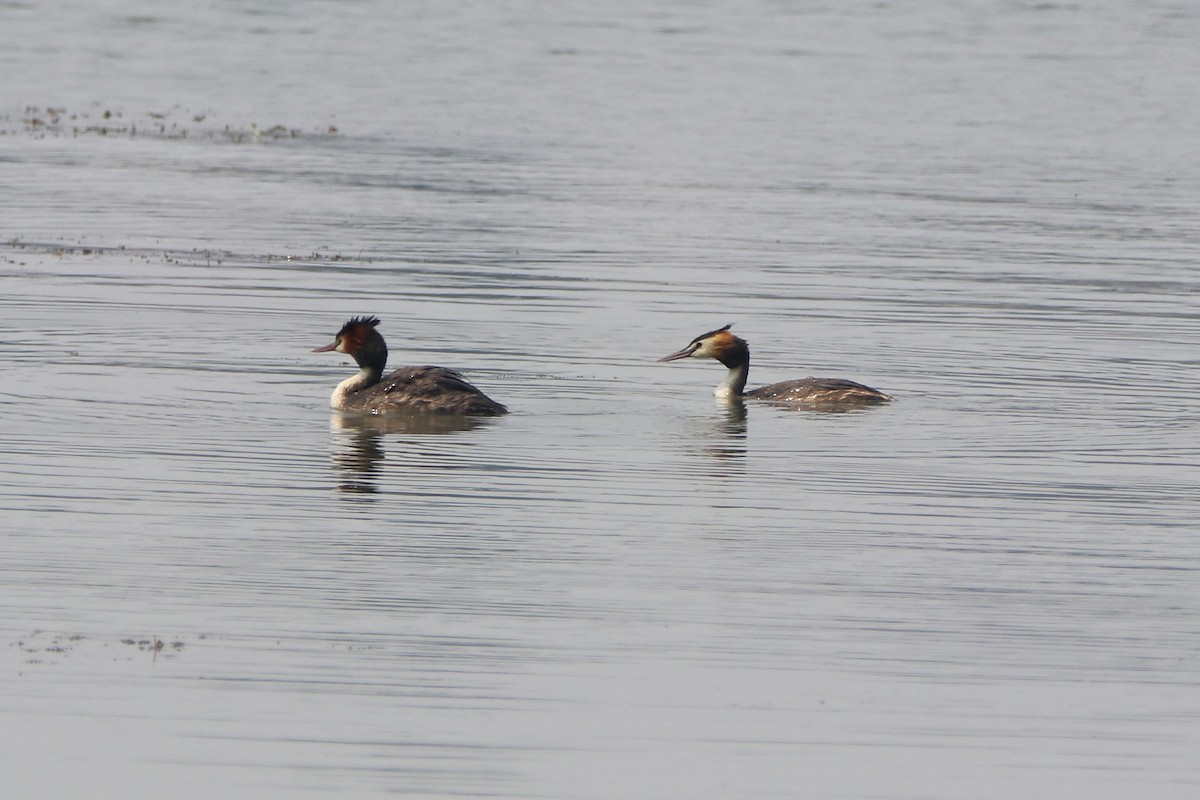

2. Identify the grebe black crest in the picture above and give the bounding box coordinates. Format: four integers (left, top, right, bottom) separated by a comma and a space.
659, 324, 892, 408
313, 316, 507, 416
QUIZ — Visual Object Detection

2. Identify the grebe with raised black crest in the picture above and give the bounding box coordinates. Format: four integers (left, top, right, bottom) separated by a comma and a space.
313, 316, 507, 416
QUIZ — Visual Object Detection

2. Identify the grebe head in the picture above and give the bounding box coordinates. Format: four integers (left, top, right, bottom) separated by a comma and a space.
313, 315, 388, 372
658, 323, 742, 363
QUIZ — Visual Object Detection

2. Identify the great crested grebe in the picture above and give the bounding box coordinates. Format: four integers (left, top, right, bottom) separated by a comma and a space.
313, 316, 507, 416
659, 324, 892, 408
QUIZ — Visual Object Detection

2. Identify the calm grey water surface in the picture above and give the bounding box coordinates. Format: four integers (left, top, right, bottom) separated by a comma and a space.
2, 2, 1199, 798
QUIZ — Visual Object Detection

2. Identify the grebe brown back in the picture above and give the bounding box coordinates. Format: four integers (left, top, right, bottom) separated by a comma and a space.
313, 316, 507, 416
659, 324, 892, 408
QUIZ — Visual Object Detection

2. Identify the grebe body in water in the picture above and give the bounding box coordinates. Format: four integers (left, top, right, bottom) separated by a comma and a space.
659, 324, 892, 408
313, 316, 507, 416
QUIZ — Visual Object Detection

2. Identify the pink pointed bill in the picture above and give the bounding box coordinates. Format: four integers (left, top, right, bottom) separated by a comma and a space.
658, 345, 698, 362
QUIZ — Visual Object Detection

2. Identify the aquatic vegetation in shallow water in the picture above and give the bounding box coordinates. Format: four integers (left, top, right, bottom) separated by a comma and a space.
5, 105, 340, 142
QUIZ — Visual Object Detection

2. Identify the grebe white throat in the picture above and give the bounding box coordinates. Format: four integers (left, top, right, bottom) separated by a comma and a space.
715, 362, 749, 400
330, 367, 375, 409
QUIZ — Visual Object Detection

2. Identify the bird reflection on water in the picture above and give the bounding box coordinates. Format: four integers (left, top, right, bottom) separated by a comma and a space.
704, 402, 749, 465
327, 411, 494, 496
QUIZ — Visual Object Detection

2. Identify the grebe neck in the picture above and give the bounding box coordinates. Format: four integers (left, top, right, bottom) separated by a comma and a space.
330, 364, 383, 409
714, 339, 750, 399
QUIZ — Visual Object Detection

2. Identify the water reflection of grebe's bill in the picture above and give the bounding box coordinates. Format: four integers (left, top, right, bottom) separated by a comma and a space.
329, 410, 491, 435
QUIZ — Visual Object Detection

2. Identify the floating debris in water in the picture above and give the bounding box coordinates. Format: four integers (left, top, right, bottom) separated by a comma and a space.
3, 105, 341, 143
10, 631, 192, 666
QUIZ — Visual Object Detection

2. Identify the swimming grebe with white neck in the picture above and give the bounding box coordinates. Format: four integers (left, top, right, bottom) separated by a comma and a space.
313, 316, 507, 416
659, 324, 892, 408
